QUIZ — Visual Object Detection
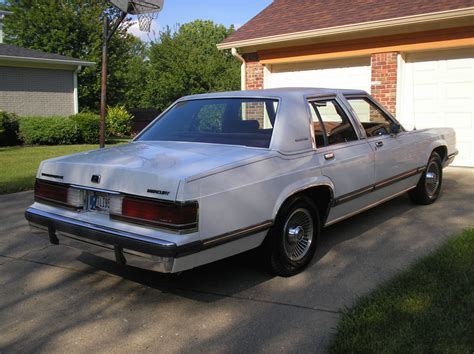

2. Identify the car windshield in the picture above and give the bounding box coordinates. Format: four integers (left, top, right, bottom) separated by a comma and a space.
137, 98, 279, 148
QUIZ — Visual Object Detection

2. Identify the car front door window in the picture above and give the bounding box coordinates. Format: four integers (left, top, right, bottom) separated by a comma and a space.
347, 98, 400, 138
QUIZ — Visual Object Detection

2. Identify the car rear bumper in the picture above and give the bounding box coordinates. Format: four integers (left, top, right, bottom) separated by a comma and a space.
25, 207, 273, 274
25, 207, 180, 273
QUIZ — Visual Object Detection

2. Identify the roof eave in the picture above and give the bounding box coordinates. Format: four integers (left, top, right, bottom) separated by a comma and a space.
0, 55, 96, 67
217, 7, 474, 50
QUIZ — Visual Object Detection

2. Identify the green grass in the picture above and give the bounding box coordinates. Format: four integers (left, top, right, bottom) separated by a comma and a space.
330, 228, 474, 354
0, 143, 126, 194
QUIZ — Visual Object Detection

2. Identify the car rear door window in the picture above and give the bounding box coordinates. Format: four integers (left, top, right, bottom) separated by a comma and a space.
308, 99, 358, 147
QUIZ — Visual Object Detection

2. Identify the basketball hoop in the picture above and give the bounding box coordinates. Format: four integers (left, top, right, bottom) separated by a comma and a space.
110, 0, 163, 32
98, 0, 163, 148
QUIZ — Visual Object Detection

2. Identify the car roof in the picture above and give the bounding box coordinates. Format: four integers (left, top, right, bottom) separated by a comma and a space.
180, 87, 367, 100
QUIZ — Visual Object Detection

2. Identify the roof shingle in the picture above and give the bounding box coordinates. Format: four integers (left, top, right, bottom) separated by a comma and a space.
0, 43, 93, 65
222, 0, 473, 44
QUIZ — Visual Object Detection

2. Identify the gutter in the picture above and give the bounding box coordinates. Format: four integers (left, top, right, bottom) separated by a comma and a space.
217, 7, 474, 50
0, 54, 96, 67
231, 47, 246, 90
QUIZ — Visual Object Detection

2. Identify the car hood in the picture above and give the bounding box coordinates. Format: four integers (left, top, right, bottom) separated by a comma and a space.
38, 141, 272, 201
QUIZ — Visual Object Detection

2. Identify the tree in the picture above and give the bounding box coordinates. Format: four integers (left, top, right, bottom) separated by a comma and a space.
142, 20, 240, 111
1, 0, 147, 111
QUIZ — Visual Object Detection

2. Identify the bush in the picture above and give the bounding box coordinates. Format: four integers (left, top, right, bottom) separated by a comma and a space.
19, 116, 80, 145
70, 112, 104, 144
0, 110, 20, 146
106, 105, 133, 137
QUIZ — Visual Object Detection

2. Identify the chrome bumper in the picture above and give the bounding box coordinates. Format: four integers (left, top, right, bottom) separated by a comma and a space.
25, 208, 179, 273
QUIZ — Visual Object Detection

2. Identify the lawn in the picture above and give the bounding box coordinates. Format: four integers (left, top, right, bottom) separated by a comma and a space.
0, 143, 126, 194
330, 228, 474, 353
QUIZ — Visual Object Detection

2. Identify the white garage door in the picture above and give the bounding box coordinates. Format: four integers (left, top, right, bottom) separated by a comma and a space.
265, 57, 371, 92
400, 48, 474, 167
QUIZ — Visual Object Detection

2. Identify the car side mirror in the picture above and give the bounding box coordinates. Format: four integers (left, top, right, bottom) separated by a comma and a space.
390, 123, 401, 136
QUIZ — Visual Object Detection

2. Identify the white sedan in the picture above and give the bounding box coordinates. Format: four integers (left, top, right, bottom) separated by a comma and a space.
26, 88, 457, 276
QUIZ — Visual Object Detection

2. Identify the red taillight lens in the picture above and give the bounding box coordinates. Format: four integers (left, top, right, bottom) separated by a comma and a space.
35, 179, 68, 204
34, 179, 83, 208
112, 196, 198, 230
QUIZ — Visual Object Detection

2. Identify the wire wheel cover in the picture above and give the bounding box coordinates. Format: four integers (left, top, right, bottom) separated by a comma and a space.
425, 161, 440, 197
283, 208, 314, 261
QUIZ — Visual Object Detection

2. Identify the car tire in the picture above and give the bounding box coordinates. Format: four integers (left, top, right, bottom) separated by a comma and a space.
263, 196, 320, 277
409, 152, 443, 205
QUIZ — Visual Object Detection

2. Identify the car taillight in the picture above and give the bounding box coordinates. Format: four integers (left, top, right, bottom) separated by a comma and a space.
110, 196, 198, 231
35, 179, 83, 208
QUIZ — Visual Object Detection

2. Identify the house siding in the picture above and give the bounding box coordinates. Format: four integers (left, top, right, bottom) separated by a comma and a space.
0, 66, 75, 116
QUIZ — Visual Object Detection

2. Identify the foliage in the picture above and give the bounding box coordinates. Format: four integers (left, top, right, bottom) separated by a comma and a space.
69, 112, 103, 144
142, 20, 241, 111
19, 116, 80, 145
106, 105, 134, 136
0, 110, 20, 146
330, 228, 474, 353
2, 0, 147, 111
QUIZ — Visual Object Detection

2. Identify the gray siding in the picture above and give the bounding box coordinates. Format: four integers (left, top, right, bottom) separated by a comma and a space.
0, 66, 75, 116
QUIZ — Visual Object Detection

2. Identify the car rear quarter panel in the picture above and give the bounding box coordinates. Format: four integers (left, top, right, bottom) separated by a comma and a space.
182, 152, 330, 243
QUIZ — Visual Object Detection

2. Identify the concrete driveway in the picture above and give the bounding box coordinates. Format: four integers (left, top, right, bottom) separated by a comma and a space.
0, 167, 472, 353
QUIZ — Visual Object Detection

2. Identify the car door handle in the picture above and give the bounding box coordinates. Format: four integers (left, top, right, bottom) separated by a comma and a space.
375, 141, 384, 148
324, 152, 335, 160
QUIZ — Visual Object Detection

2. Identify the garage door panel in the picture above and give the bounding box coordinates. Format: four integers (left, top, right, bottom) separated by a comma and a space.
400, 48, 474, 166
266, 57, 371, 93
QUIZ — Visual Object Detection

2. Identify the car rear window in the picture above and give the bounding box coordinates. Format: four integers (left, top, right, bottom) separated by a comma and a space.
137, 98, 279, 148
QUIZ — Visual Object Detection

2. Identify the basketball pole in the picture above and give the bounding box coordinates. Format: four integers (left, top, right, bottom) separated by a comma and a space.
99, 11, 127, 149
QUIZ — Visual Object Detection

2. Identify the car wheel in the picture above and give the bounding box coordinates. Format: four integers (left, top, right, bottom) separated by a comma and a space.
263, 196, 320, 277
409, 152, 443, 205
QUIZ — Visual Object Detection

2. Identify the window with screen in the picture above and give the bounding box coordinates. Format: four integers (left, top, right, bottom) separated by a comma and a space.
347, 97, 401, 137
308, 99, 358, 147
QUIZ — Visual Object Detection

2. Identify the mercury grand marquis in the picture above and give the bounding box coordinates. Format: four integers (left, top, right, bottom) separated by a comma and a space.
25, 88, 457, 276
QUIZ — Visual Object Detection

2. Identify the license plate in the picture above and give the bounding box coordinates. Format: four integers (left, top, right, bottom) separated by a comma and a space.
87, 192, 110, 213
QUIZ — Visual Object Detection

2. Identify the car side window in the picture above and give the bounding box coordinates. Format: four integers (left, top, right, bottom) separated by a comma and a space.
347, 98, 400, 138
308, 99, 358, 147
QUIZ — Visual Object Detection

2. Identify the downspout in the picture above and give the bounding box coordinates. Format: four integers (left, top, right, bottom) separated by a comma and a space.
231, 48, 246, 90
73, 65, 82, 114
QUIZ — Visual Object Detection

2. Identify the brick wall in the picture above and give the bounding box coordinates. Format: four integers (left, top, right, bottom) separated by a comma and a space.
370, 52, 398, 115
0, 66, 75, 116
244, 53, 264, 90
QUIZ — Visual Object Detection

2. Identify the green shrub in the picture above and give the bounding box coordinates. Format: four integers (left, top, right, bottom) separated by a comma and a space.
19, 116, 80, 145
70, 112, 104, 144
106, 105, 133, 137
0, 110, 20, 146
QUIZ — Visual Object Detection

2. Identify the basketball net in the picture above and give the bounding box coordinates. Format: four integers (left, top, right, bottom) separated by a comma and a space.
131, 2, 159, 32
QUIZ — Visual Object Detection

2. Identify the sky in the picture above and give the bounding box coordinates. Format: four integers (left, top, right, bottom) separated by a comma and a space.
126, 0, 272, 41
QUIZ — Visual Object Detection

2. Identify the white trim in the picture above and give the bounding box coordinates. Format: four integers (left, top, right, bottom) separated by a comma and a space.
395, 52, 405, 122
0, 54, 95, 67
263, 64, 271, 89
218, 8, 474, 50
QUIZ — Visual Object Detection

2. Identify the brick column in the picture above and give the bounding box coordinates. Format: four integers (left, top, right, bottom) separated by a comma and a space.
244, 53, 264, 90
371, 52, 398, 115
